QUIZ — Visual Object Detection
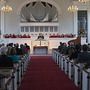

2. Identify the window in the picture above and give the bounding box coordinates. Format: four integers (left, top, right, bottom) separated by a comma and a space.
30, 26, 34, 32
25, 26, 29, 32
54, 26, 58, 32
21, 27, 24, 32
40, 26, 43, 32
78, 10, 87, 37
50, 26, 53, 32
45, 26, 48, 32
35, 26, 39, 32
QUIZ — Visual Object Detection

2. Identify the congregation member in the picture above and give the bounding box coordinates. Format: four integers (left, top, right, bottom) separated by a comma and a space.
68, 44, 81, 60
0, 43, 30, 68
24, 43, 30, 54
58, 42, 90, 68
58, 42, 63, 52
0, 43, 8, 55
0, 51, 14, 68
76, 44, 90, 68
8, 45, 20, 63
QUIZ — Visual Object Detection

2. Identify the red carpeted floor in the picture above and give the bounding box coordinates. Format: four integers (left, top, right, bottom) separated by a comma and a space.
19, 56, 80, 90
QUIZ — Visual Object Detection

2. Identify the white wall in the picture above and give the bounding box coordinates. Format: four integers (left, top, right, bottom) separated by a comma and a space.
58, 0, 74, 34
0, 0, 90, 43
0, 11, 1, 32
3, 0, 74, 35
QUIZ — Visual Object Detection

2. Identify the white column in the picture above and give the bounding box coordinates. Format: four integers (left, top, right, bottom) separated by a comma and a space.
48, 26, 50, 35
57, 26, 59, 33
87, 9, 90, 43
0, 11, 1, 34
74, 11, 78, 37
33, 26, 35, 33
39, 26, 40, 33
1, 11, 5, 38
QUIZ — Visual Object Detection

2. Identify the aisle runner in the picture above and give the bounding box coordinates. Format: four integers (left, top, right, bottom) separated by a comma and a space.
19, 56, 80, 90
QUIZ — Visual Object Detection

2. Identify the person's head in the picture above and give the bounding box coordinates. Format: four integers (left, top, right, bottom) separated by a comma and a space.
75, 44, 81, 52
24, 43, 27, 46
20, 44, 24, 48
82, 44, 88, 52
60, 42, 62, 45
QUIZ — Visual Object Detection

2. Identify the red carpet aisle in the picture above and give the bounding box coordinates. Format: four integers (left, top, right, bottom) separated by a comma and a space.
19, 56, 80, 90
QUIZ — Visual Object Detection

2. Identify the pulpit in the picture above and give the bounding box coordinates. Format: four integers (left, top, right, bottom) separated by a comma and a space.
33, 46, 48, 55
32, 39, 49, 55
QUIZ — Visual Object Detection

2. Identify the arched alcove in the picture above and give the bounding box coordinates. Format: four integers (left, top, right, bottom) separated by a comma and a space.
17, 0, 61, 17
17, 0, 61, 39
20, 1, 58, 22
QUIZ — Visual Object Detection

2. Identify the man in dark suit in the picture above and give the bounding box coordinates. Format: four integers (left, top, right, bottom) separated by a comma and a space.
37, 33, 44, 40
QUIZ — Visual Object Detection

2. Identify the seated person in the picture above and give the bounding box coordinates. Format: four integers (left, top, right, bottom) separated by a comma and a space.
76, 44, 90, 68
8, 47, 20, 63
0, 51, 14, 68
58, 42, 63, 52
69, 44, 81, 60
68, 46, 75, 60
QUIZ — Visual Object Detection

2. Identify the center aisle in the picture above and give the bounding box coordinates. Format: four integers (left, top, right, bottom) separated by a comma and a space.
19, 56, 80, 90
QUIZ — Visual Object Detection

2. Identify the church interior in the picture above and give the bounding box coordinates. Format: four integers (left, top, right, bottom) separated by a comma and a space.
0, 0, 90, 90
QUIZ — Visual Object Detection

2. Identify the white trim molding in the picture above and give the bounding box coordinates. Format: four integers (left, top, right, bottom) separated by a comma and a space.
20, 22, 59, 26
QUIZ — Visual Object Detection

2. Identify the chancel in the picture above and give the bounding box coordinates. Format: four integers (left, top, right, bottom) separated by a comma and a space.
0, 0, 90, 90
33, 33, 48, 55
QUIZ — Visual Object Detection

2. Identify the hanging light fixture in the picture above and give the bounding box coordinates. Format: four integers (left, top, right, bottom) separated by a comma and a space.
78, 0, 90, 3
0, 0, 4, 2
1, 5, 12, 12
68, 5, 78, 12
68, 0, 78, 12
1, 0, 12, 13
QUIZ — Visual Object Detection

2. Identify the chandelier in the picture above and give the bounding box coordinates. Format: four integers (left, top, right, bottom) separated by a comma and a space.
1, 0, 13, 13
68, 5, 78, 12
0, 0, 4, 2
1, 4, 12, 12
78, 0, 90, 3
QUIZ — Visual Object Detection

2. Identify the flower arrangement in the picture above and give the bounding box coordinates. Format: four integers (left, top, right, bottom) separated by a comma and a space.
49, 34, 75, 38
3, 34, 75, 38
4, 34, 31, 38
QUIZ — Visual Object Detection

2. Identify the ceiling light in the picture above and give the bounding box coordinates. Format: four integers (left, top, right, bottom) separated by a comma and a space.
0, 0, 4, 2
1, 4, 12, 12
68, 5, 78, 12
78, 0, 90, 3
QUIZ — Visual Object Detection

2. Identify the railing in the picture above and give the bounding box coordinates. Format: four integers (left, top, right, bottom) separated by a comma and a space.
52, 49, 90, 90
0, 54, 30, 90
